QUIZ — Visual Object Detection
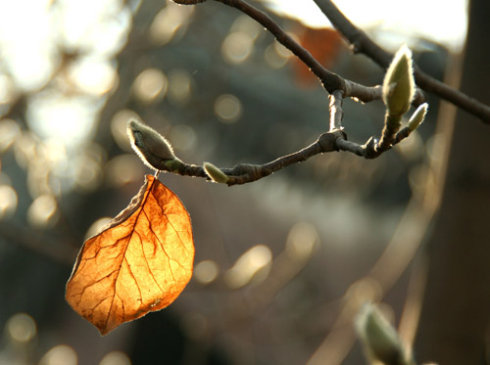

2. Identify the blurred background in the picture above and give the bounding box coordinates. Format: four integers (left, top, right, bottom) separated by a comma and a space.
1, 0, 488, 364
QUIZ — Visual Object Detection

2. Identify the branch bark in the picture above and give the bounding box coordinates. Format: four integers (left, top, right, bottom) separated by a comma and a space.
161, 0, 431, 185
312, 0, 490, 123
214, 0, 387, 102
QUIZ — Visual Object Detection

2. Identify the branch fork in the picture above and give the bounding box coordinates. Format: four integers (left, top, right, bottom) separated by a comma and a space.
139, 0, 483, 185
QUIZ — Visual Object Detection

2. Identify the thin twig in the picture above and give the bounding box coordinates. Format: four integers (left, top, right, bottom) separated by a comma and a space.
375, 114, 401, 154
163, 130, 344, 185
212, 0, 384, 102
162, 0, 426, 184
161, 122, 415, 185
329, 90, 344, 130
312, 0, 490, 123
0, 222, 77, 264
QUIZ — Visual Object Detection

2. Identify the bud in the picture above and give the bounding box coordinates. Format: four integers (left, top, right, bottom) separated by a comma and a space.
356, 303, 407, 365
127, 119, 177, 171
407, 103, 428, 131
383, 45, 415, 117
203, 162, 229, 184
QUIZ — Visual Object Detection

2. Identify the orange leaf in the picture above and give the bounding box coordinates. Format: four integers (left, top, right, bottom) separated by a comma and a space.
293, 27, 343, 87
65, 175, 194, 335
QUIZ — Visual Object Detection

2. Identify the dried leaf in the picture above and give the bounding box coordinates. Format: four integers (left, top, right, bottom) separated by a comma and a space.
293, 27, 343, 87
66, 175, 194, 335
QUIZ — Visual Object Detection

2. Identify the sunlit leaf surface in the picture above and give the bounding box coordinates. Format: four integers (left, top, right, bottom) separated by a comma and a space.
66, 175, 194, 335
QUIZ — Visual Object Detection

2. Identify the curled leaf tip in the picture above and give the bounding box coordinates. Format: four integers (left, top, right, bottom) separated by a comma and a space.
383, 44, 415, 117
203, 162, 229, 184
127, 119, 177, 171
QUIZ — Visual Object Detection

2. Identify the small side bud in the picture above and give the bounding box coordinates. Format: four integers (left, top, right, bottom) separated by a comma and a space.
407, 103, 428, 131
127, 119, 177, 171
383, 45, 415, 117
203, 162, 229, 184
356, 303, 408, 365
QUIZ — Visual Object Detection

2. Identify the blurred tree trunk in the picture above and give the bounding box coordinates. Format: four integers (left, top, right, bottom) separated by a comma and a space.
414, 0, 490, 363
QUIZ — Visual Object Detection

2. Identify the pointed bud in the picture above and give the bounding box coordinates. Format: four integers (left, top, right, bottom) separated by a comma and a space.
127, 119, 177, 171
407, 103, 428, 131
356, 303, 407, 365
383, 45, 415, 117
203, 162, 229, 184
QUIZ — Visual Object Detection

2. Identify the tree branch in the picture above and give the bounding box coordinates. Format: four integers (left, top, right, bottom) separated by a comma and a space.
211, 0, 383, 102
312, 0, 490, 123
329, 90, 344, 130
160, 117, 416, 185
161, 0, 430, 185
161, 130, 343, 185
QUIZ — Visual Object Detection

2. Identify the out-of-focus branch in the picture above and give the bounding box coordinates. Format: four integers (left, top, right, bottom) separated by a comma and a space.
0, 222, 77, 264
308, 177, 440, 365
312, 0, 490, 123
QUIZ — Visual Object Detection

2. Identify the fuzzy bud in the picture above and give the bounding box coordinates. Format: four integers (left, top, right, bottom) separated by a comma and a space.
383, 45, 415, 118
407, 103, 428, 131
127, 119, 177, 171
203, 162, 229, 184
356, 303, 408, 365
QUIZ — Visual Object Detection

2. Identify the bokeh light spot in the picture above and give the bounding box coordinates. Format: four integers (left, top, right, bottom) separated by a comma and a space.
230, 15, 263, 40
0, 119, 21, 153
169, 124, 196, 153
0, 185, 18, 219
214, 94, 242, 123
73, 154, 104, 192
6, 313, 37, 343
27, 92, 99, 149
149, 2, 194, 45
274, 37, 294, 58
69, 58, 118, 96
264, 40, 292, 69
286, 222, 319, 261
167, 69, 192, 104
105, 154, 144, 187
99, 351, 131, 365
40, 138, 67, 166
194, 260, 219, 285
14, 132, 39, 169
221, 32, 254, 64
133, 68, 167, 104
0, 74, 15, 104
346, 278, 383, 310
39, 345, 77, 365
85, 217, 113, 240
225, 244, 272, 289
111, 109, 141, 151
27, 194, 58, 228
